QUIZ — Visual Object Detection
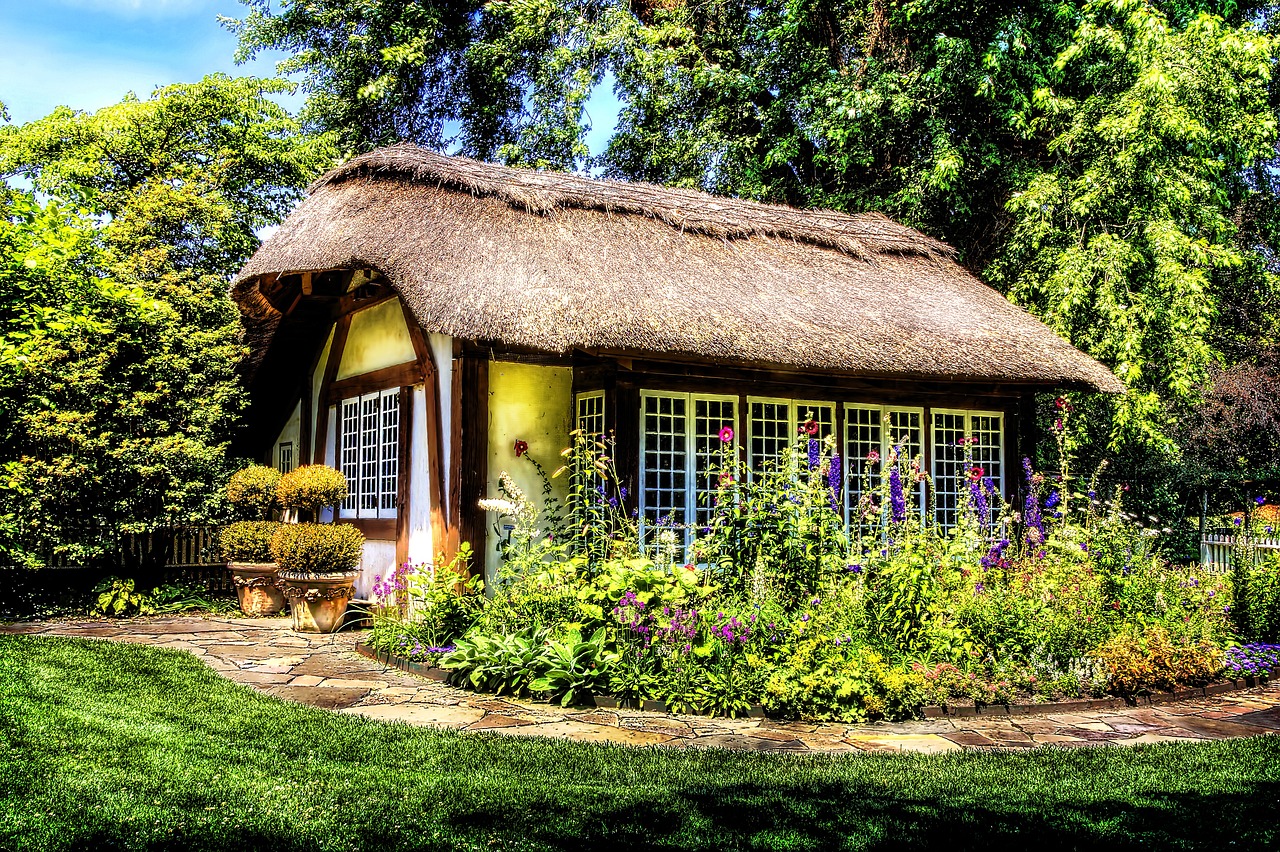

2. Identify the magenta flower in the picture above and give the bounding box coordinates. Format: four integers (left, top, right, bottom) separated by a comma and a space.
718, 425, 734, 442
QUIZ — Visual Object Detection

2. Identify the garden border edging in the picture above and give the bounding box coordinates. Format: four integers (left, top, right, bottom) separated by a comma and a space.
921, 670, 1280, 718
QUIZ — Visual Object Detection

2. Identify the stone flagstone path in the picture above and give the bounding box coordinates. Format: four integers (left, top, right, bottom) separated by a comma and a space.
7, 615, 1280, 753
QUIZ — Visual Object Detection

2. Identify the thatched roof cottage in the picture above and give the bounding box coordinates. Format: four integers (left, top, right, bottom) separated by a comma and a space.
233, 145, 1122, 590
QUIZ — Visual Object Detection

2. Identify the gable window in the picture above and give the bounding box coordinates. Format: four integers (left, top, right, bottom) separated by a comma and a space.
747, 397, 835, 474
338, 388, 400, 520
932, 410, 1004, 530
638, 392, 737, 548
277, 441, 294, 474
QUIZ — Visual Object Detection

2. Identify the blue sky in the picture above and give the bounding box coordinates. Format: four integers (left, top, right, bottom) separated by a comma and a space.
0, 1, 295, 123
0, 0, 620, 158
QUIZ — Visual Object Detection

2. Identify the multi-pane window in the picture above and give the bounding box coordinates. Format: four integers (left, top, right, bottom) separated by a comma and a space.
576, 391, 606, 439
339, 388, 400, 520
748, 398, 835, 474
844, 405, 925, 525
277, 441, 294, 474
639, 392, 736, 548
932, 410, 1004, 531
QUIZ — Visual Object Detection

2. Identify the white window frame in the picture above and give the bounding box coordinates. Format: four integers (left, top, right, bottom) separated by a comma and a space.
575, 390, 606, 438
277, 441, 294, 474
338, 387, 400, 521
931, 408, 1005, 531
638, 390, 737, 550
843, 404, 926, 527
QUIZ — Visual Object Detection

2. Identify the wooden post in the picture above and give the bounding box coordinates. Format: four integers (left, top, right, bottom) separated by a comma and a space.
457, 351, 490, 574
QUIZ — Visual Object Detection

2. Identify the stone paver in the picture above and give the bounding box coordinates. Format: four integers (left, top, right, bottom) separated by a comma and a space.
8, 615, 1280, 754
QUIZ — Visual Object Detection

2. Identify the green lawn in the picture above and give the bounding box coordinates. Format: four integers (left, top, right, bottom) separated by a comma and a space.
1, 637, 1277, 851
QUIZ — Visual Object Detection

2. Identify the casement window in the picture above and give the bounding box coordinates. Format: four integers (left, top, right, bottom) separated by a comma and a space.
277, 441, 294, 474
932, 410, 1004, 530
338, 388, 400, 520
747, 397, 835, 474
638, 392, 737, 546
576, 390, 605, 439
843, 405, 925, 526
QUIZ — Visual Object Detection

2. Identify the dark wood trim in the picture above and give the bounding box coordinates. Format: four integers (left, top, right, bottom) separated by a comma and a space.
457, 352, 490, 568
325, 362, 424, 404
448, 341, 464, 542
396, 385, 414, 571
400, 300, 433, 368
312, 314, 351, 465
339, 517, 397, 539
614, 381, 640, 513
299, 378, 313, 465
398, 298, 452, 560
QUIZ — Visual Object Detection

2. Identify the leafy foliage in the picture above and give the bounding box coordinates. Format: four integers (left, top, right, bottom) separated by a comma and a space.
0, 75, 332, 571
225, 465, 282, 521
276, 464, 348, 518
270, 522, 364, 574
220, 520, 283, 563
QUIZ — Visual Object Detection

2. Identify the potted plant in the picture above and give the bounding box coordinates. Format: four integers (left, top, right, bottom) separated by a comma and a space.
223, 465, 284, 616
272, 465, 364, 633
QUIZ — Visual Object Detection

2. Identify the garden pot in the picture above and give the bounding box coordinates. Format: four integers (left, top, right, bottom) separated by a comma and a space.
229, 562, 284, 616
279, 570, 359, 633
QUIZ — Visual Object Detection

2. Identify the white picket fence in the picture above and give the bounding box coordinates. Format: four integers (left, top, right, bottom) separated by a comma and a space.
1200, 530, 1280, 571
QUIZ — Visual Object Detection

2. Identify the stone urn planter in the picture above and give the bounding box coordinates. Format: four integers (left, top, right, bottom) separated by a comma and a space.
219, 519, 284, 617
230, 562, 285, 616
279, 570, 360, 633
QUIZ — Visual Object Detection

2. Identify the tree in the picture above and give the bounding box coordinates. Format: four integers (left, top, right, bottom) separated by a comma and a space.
0, 75, 334, 571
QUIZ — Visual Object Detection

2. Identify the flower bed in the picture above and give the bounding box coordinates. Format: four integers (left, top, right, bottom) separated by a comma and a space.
366, 424, 1276, 722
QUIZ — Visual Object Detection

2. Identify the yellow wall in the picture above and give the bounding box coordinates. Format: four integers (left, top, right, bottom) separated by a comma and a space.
484, 361, 574, 581
272, 403, 301, 469
337, 297, 416, 380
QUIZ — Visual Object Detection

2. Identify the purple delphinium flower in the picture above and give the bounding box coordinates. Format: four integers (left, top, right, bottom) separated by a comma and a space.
1256, 496, 1266, 506
1045, 491, 1060, 510
974, 582, 985, 594
808, 438, 821, 470
1022, 458, 1045, 550
970, 477, 990, 527
828, 454, 843, 511
847, 563, 863, 574
889, 467, 906, 523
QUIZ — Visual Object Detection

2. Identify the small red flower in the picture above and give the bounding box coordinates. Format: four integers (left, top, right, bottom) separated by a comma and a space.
803, 419, 819, 436
1055, 396, 1066, 409
1112, 601, 1121, 611
968, 466, 984, 481
717, 425, 734, 443
513, 440, 528, 457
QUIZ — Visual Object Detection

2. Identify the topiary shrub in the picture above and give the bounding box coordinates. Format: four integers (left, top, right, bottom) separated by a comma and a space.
226, 465, 282, 520
220, 520, 282, 563
1236, 554, 1280, 642
276, 465, 348, 519
270, 523, 364, 574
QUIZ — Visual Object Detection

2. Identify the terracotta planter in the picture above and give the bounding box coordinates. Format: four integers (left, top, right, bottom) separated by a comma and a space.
279, 570, 359, 633
229, 562, 284, 616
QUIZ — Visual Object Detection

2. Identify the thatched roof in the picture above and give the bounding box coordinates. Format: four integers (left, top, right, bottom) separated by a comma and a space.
234, 145, 1123, 393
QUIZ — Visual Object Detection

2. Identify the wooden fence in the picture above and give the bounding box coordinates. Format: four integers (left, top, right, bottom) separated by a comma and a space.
41, 526, 232, 593
1200, 530, 1280, 571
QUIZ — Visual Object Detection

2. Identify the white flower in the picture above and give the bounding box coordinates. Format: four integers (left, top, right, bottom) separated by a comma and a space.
478, 498, 519, 516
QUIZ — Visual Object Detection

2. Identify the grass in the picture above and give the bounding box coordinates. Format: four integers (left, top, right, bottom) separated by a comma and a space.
1, 637, 1277, 851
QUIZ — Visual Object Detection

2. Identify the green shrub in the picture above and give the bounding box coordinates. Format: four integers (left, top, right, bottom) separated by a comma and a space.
1236, 555, 1280, 642
225, 465, 282, 520
219, 520, 281, 563
765, 642, 926, 722
270, 523, 364, 574
276, 465, 347, 518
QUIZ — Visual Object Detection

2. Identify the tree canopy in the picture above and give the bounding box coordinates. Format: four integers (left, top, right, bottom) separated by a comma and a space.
0, 75, 334, 570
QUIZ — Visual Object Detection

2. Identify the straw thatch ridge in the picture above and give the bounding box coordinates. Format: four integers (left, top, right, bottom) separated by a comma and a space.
234, 145, 1124, 393
311, 145, 955, 262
